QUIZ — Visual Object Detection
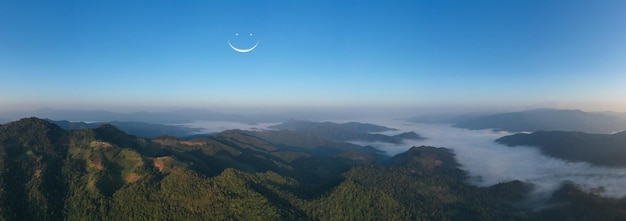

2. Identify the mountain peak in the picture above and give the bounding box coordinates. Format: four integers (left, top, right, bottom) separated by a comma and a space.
2, 117, 64, 134
94, 123, 132, 137
0, 117, 67, 154
388, 146, 465, 178
92, 123, 140, 147
13, 116, 58, 125
391, 146, 458, 168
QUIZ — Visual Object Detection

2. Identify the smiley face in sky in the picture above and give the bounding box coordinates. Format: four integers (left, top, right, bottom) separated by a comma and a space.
228, 33, 259, 53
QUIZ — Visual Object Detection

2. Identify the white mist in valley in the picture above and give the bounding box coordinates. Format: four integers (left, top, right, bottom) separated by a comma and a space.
177, 121, 278, 134
181, 118, 626, 199
349, 119, 626, 199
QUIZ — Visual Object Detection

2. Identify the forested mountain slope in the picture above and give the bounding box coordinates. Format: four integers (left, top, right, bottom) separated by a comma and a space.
1, 118, 625, 220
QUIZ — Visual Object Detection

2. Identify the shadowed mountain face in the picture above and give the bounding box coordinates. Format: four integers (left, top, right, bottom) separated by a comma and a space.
451, 109, 626, 133
1, 117, 625, 220
496, 131, 626, 167
270, 120, 424, 144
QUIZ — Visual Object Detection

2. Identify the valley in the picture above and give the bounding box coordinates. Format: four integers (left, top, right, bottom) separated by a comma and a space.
1, 117, 626, 220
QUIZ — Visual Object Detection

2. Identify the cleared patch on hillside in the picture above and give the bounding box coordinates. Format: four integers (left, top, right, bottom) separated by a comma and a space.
125, 172, 141, 183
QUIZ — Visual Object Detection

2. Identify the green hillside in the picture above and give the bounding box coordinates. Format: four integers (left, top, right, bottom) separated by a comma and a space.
1, 118, 625, 220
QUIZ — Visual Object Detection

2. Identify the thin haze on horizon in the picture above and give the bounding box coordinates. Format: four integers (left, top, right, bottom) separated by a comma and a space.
1, 0, 625, 113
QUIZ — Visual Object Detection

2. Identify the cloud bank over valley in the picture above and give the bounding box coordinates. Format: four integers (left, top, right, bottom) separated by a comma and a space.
339, 120, 626, 200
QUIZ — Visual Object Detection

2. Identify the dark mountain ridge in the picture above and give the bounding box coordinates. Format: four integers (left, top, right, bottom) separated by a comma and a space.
0, 108, 252, 124
496, 130, 626, 166
48, 119, 201, 138
213, 129, 384, 156
452, 109, 626, 133
270, 120, 424, 144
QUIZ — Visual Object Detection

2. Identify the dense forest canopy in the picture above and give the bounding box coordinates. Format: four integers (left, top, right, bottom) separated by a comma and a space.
0, 118, 625, 220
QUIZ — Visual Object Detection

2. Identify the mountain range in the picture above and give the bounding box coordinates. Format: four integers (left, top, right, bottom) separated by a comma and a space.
1, 117, 626, 220
0, 108, 396, 125
448, 109, 626, 133
0, 108, 254, 124
47, 119, 202, 138
42, 118, 426, 143
600, 111, 626, 120
6, 108, 626, 135
269, 120, 424, 144
496, 131, 626, 167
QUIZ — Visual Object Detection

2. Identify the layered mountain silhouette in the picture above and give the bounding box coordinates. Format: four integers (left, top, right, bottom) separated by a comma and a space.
1, 117, 625, 220
0, 108, 253, 124
601, 111, 626, 120
451, 109, 626, 133
48, 119, 201, 138
497, 131, 626, 166
270, 120, 424, 144
271, 120, 396, 132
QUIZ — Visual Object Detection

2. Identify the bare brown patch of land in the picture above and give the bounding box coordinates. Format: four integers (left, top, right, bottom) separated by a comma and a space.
125, 172, 141, 183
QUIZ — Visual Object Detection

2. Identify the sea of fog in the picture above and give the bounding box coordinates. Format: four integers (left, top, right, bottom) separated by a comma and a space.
180, 119, 626, 199
347, 119, 626, 200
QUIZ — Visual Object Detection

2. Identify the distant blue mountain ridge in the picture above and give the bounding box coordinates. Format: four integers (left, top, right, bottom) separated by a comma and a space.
410, 109, 626, 134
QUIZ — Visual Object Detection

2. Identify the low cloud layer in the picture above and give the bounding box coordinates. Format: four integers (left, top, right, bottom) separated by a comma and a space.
177, 121, 278, 134
183, 118, 626, 199
349, 119, 626, 199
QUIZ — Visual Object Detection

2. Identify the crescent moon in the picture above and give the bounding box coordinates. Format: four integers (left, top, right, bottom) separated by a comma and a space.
228, 40, 259, 53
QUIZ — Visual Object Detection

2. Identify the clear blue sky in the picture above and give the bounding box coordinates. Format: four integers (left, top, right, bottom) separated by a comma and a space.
1, 0, 625, 113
